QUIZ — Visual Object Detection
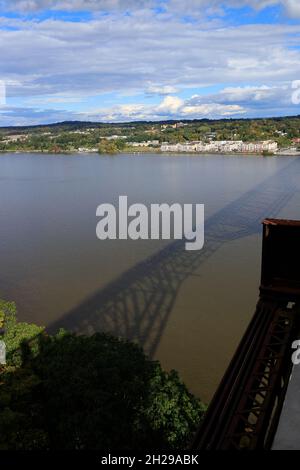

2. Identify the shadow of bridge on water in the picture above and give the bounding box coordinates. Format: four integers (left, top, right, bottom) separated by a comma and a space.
49, 158, 300, 358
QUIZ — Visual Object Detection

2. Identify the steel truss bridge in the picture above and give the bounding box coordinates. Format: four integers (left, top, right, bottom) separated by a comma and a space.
193, 218, 300, 449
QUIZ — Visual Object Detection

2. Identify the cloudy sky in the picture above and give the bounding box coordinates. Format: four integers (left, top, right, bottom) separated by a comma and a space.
0, 0, 300, 125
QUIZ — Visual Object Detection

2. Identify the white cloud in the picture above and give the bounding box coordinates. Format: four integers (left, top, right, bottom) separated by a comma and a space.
80, 94, 246, 122
26, 92, 88, 105
285, 0, 300, 18
0, 0, 157, 12
0, 0, 299, 17
181, 103, 245, 116
158, 1, 300, 18
2, 82, 299, 125
0, 104, 77, 126
146, 84, 179, 95
157, 96, 183, 113
1, 1, 300, 124
185, 83, 299, 117
218, 85, 287, 103
1, 16, 300, 103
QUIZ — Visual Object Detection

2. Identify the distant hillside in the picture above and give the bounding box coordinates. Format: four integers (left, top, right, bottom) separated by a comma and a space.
1, 115, 300, 153
1, 115, 300, 132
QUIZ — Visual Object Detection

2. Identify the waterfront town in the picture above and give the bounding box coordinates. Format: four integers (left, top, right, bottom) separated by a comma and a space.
161, 139, 278, 153
0, 134, 279, 154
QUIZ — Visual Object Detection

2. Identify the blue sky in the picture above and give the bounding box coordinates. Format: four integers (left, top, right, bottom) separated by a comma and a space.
0, 0, 300, 125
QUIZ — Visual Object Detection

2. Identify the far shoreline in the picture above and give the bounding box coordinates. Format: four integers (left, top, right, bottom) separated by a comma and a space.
1, 149, 300, 157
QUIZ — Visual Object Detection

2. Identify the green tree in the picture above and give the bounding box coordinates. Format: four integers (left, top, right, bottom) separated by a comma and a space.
98, 139, 119, 154
0, 302, 206, 450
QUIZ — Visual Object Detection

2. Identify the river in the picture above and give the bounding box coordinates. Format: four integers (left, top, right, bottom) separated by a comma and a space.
1, 152, 300, 403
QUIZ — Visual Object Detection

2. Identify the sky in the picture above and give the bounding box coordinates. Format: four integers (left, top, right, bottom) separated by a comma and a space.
0, 0, 300, 125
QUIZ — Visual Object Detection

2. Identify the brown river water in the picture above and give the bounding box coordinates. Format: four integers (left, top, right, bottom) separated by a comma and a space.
1, 152, 300, 403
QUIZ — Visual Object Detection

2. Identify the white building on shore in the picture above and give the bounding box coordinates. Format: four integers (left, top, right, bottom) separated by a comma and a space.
161, 140, 278, 154
130, 140, 160, 147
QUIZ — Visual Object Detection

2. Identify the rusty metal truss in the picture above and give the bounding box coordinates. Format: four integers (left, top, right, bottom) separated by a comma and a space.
192, 296, 300, 450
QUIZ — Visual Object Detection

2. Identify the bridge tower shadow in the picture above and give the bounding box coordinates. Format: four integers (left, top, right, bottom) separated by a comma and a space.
49, 159, 300, 358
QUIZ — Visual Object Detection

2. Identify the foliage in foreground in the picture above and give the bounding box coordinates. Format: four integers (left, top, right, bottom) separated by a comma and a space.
0, 300, 206, 450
